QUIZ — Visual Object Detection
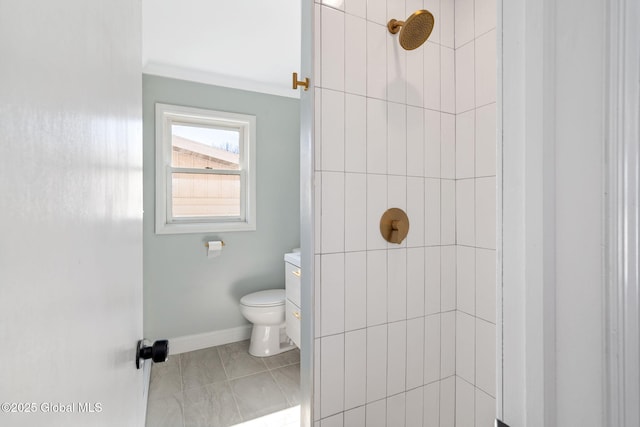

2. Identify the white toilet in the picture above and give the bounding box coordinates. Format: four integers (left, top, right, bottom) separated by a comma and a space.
239, 289, 294, 357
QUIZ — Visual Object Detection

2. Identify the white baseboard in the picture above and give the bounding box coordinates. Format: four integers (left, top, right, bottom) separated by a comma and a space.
167, 325, 253, 355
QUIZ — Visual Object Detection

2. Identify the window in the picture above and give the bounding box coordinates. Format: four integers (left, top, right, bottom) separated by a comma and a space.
155, 103, 256, 234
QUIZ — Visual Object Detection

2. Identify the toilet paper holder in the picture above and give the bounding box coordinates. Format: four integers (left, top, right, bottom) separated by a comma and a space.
204, 241, 225, 248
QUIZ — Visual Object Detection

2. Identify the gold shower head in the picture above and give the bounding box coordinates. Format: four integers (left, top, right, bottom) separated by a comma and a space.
387, 9, 435, 50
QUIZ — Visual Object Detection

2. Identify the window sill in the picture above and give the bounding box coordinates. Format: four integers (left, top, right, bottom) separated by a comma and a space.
155, 220, 256, 235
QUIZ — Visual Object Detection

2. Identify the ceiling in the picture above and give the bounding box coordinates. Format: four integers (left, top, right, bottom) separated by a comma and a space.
142, 0, 301, 98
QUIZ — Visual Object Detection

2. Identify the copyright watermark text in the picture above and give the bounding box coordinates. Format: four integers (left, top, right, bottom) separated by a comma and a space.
1, 402, 102, 414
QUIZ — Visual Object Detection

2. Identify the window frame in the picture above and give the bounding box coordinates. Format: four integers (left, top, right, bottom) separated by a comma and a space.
155, 103, 256, 234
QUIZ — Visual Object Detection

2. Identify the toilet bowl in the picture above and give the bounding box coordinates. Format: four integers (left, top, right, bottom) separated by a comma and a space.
240, 289, 294, 357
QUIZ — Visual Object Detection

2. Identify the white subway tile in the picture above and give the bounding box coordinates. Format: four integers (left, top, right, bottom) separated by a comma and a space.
345, 329, 367, 409
440, 0, 455, 48
456, 41, 475, 113
322, 89, 345, 172
367, 174, 388, 250
455, 0, 475, 48
406, 317, 425, 389
321, 334, 345, 418
367, 21, 387, 99
424, 313, 442, 384
456, 109, 475, 179
387, 34, 407, 104
407, 247, 426, 318
321, 6, 345, 91
321, 253, 346, 336
475, 0, 497, 36
475, 177, 495, 249
345, 94, 367, 173
476, 319, 496, 397
475, 30, 497, 107
321, 172, 345, 253
440, 245, 456, 312
441, 47, 455, 113
440, 179, 456, 245
345, 14, 367, 96
366, 399, 387, 427
388, 321, 407, 395
424, 0, 440, 44
423, 41, 441, 111
367, 0, 388, 25
315, 4, 322, 85
367, 98, 387, 174
424, 109, 441, 178
475, 103, 496, 177
425, 178, 441, 246
315, 87, 322, 171
476, 248, 496, 323
366, 324, 388, 402
475, 388, 496, 427
322, 0, 345, 10
456, 311, 475, 384
344, 406, 366, 427
457, 245, 476, 315
407, 42, 424, 107
455, 377, 475, 427
440, 311, 456, 378
439, 376, 456, 427
388, 248, 407, 322
407, 177, 425, 247
315, 173, 322, 254
315, 339, 321, 421
387, 174, 407, 218
456, 179, 475, 246
316, 255, 322, 338
387, 102, 407, 175
345, 251, 367, 331
424, 381, 440, 427
405, 386, 423, 427
441, 113, 455, 179
321, 413, 344, 427
386, 392, 406, 427
407, 107, 425, 177
346, 0, 367, 18
367, 250, 388, 326
345, 173, 367, 252
387, 0, 405, 22
425, 247, 442, 315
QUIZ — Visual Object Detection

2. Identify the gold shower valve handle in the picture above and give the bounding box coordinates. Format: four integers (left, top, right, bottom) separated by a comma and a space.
380, 208, 410, 244
292, 72, 309, 91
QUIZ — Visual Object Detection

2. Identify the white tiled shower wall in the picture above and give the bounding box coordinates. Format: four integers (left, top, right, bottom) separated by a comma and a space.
313, 0, 496, 425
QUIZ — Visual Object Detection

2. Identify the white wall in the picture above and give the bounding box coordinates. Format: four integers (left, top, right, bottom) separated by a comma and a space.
313, 0, 459, 425
0, 1, 143, 425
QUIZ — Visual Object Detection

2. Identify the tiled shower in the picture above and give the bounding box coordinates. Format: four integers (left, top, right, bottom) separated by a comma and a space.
313, 0, 496, 425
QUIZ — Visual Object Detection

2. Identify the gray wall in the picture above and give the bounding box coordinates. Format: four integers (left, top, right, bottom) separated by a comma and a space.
143, 75, 300, 340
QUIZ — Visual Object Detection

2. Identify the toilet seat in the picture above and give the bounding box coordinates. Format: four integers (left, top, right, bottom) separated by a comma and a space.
240, 289, 285, 307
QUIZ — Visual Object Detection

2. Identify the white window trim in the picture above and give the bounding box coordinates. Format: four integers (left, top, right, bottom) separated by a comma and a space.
155, 103, 257, 234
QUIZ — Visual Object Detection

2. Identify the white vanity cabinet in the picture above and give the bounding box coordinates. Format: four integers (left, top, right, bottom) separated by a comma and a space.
284, 252, 301, 348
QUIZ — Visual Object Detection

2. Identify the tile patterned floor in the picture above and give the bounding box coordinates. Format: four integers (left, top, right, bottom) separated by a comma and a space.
146, 340, 300, 427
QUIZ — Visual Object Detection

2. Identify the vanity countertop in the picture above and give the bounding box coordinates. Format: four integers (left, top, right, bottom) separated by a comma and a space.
284, 252, 301, 268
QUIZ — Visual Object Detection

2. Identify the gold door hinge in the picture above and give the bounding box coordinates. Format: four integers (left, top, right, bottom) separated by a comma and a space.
292, 72, 310, 91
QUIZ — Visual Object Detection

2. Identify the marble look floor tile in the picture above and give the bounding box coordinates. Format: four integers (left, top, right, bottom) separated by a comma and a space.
219, 340, 268, 379
230, 371, 289, 421
263, 349, 300, 370
146, 392, 184, 427
270, 364, 301, 406
180, 346, 227, 391
149, 356, 182, 400
183, 381, 242, 427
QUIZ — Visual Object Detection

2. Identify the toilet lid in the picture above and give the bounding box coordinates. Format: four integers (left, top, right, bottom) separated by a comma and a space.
240, 289, 285, 307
